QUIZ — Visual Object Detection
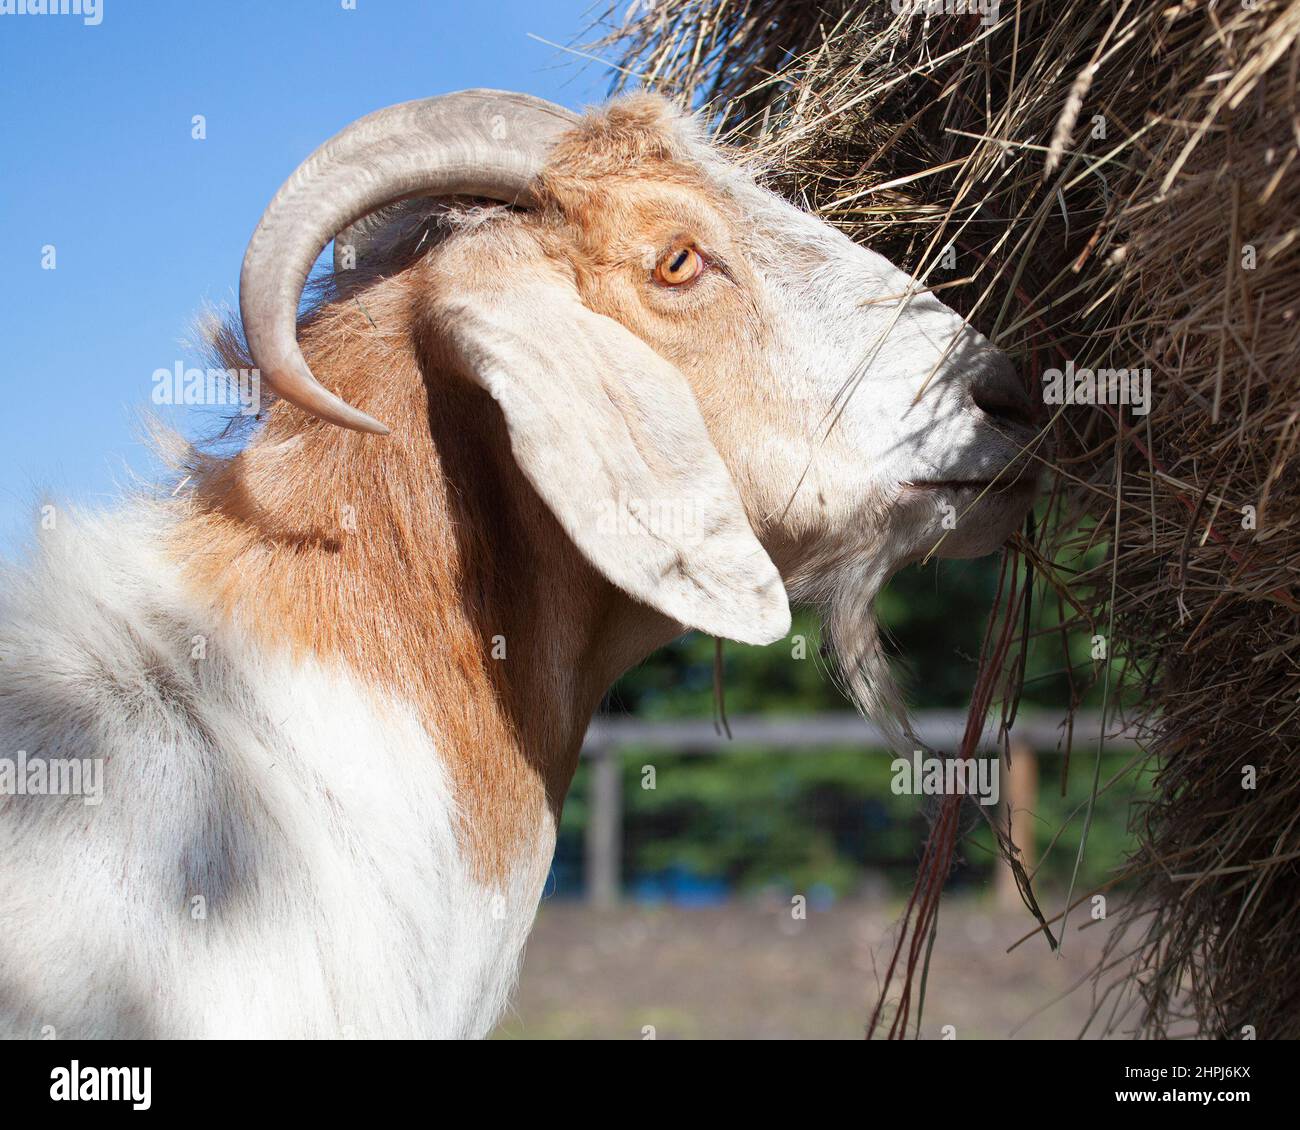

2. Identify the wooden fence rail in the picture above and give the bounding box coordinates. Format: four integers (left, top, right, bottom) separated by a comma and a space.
578, 711, 1141, 907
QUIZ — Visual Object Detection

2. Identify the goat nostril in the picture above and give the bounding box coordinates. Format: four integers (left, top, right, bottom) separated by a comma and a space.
972, 377, 1035, 429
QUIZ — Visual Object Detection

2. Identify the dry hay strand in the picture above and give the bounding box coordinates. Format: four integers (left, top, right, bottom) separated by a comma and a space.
598, 0, 1300, 1038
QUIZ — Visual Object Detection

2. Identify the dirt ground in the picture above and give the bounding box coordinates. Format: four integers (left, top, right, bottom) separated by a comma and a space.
495, 895, 1137, 1040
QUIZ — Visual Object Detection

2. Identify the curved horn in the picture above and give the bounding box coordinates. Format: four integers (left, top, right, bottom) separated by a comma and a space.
239, 89, 578, 434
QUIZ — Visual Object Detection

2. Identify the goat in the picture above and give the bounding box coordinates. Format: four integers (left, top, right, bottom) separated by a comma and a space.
0, 90, 1037, 1038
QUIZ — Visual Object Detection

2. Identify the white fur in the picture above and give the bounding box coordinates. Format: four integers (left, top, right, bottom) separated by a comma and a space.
0, 505, 550, 1038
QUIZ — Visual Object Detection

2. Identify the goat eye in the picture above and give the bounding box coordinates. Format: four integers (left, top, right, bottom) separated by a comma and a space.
654, 245, 703, 287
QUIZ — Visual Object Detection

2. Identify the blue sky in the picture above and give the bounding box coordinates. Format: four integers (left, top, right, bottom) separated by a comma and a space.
0, 0, 612, 553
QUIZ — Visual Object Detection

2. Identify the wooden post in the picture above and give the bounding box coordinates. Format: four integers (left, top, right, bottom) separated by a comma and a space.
996, 736, 1039, 910
585, 745, 622, 908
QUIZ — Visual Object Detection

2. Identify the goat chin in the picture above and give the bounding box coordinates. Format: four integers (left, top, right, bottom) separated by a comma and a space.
822, 563, 915, 756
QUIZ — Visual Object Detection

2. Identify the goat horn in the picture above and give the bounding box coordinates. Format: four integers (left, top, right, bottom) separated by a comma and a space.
239, 89, 578, 434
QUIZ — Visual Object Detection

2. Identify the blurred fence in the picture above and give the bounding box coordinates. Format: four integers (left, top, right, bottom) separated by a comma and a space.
578, 711, 1140, 906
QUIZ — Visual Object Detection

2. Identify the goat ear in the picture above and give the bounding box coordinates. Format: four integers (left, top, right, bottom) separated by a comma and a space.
435, 259, 790, 646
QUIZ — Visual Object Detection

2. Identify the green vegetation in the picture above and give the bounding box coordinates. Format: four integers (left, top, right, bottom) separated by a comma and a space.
556, 553, 1147, 900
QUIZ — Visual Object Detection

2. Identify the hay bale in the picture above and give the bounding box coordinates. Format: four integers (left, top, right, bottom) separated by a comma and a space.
603, 0, 1300, 1037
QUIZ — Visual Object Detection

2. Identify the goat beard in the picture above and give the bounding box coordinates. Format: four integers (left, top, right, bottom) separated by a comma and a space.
823, 560, 916, 755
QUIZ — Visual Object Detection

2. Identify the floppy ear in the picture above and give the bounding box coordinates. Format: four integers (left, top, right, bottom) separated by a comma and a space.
432, 251, 790, 646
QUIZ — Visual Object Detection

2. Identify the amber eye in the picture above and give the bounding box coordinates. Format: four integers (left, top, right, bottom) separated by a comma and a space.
654, 245, 703, 286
